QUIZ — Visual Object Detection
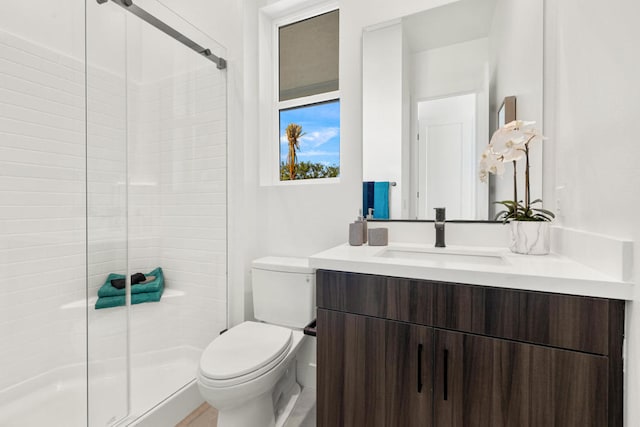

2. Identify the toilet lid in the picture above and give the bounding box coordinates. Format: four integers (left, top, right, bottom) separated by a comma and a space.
199, 321, 293, 381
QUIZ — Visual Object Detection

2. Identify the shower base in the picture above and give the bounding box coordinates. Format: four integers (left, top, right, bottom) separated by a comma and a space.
0, 346, 202, 427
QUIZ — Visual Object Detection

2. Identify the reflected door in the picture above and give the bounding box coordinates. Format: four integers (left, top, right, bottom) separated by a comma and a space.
417, 94, 476, 220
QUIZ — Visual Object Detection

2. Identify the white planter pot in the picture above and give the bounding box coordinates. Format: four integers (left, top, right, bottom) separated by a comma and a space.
509, 221, 551, 255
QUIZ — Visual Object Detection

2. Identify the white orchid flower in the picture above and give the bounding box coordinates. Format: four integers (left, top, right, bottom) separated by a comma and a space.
506, 120, 542, 146
522, 127, 547, 144
489, 120, 542, 162
477, 118, 553, 223
505, 120, 536, 131
492, 138, 526, 162
479, 147, 504, 180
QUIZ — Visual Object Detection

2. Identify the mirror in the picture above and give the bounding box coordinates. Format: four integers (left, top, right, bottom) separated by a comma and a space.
362, 0, 543, 220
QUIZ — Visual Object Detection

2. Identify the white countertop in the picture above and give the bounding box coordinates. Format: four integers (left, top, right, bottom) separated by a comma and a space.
309, 243, 634, 300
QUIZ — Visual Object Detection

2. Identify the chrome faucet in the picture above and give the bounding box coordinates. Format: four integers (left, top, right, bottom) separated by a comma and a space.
434, 207, 446, 248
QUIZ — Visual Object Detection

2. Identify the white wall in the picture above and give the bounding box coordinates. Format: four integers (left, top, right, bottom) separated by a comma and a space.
543, 0, 640, 424
412, 38, 489, 100
0, 0, 84, 60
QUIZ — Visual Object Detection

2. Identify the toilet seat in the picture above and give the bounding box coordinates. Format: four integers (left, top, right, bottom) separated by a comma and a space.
199, 321, 293, 387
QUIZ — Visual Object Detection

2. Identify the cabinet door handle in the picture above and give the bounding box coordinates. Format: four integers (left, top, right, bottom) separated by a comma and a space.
443, 349, 449, 401
417, 343, 423, 393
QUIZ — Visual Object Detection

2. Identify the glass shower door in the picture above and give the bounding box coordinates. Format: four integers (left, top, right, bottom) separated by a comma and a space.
86, 0, 228, 423
124, 2, 228, 418
86, 1, 130, 424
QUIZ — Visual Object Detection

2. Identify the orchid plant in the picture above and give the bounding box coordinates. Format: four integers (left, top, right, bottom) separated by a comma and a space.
480, 120, 555, 223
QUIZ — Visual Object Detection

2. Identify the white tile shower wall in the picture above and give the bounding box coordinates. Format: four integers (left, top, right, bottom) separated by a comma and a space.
164, 70, 227, 349
126, 82, 162, 280
0, 29, 86, 391
134, 66, 227, 354
86, 57, 130, 394
0, 25, 227, 395
87, 62, 227, 362
91, 50, 226, 366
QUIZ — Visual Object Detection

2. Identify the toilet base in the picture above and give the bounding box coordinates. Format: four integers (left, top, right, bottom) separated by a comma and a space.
216, 385, 301, 427
215, 364, 302, 427
218, 391, 275, 427
274, 383, 301, 427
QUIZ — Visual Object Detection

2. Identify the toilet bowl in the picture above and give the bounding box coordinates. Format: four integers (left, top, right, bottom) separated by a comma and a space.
197, 257, 315, 427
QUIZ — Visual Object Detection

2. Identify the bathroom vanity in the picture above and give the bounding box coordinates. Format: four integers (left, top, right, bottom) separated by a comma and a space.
311, 244, 630, 427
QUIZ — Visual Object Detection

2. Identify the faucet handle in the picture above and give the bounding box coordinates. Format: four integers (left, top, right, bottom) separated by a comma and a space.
434, 207, 446, 222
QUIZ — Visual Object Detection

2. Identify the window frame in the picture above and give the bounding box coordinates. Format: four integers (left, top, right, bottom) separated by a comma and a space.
271, 5, 340, 184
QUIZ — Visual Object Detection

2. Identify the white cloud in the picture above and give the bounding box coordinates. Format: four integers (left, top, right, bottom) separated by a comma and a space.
300, 128, 339, 148
280, 128, 339, 148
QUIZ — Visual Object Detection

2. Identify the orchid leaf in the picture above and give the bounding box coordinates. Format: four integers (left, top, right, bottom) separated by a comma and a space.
532, 208, 556, 218
494, 200, 518, 207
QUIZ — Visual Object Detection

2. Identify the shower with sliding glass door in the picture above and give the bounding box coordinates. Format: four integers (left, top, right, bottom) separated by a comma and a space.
0, 1, 227, 425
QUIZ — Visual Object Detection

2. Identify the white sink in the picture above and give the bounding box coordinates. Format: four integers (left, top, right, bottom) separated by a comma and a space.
376, 247, 506, 266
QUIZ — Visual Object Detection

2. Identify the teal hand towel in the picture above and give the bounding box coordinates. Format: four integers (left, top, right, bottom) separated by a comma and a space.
95, 283, 164, 310
97, 267, 164, 298
373, 181, 390, 219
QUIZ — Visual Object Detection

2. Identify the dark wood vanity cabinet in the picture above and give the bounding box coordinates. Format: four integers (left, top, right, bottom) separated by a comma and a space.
316, 270, 625, 427
433, 330, 608, 427
317, 309, 432, 426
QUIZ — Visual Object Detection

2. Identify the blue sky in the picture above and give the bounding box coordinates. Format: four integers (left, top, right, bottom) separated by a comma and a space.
279, 100, 340, 166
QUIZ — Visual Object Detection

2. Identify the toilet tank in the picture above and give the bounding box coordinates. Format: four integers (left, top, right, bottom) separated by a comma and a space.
251, 257, 315, 328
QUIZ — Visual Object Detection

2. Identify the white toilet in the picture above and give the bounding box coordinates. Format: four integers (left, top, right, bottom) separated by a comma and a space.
197, 257, 315, 427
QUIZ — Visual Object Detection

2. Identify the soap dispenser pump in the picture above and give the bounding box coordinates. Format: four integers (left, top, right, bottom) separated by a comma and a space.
356, 209, 367, 244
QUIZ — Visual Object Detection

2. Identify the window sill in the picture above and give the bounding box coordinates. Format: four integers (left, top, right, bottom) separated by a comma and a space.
262, 177, 341, 187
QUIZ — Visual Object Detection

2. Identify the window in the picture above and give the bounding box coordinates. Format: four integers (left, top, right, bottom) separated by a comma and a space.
277, 9, 339, 181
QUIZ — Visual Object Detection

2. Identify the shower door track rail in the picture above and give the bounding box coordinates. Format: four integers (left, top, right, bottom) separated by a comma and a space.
97, 0, 227, 69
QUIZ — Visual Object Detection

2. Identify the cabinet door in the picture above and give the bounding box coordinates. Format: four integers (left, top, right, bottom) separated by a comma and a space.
434, 329, 608, 427
317, 309, 432, 426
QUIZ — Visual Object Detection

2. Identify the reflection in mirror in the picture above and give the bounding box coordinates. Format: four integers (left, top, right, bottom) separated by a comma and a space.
490, 95, 517, 218
417, 93, 481, 219
362, 0, 543, 220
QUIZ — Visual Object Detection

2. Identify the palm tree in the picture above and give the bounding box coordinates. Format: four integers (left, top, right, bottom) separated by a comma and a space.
285, 123, 304, 180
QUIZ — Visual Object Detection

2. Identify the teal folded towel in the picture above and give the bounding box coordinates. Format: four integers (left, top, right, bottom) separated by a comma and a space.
373, 181, 390, 219
95, 286, 164, 310
97, 267, 164, 298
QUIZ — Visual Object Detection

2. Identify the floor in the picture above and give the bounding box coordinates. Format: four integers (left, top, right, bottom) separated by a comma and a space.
177, 403, 218, 427
177, 388, 316, 427
283, 387, 316, 427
